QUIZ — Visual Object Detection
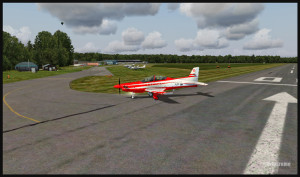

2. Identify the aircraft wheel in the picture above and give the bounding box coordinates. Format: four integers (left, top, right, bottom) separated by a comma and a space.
148, 92, 153, 97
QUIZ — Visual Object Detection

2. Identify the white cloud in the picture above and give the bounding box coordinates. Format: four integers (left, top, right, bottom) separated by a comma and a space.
197, 29, 229, 49
141, 31, 167, 49
73, 19, 117, 35
177, 3, 264, 48
194, 29, 227, 48
225, 18, 259, 40
175, 29, 229, 52
3, 25, 32, 45
98, 20, 117, 35
179, 3, 264, 29
174, 38, 202, 52
103, 40, 140, 53
72, 26, 100, 34
122, 27, 145, 45
243, 28, 283, 50
103, 29, 167, 53
76, 42, 101, 53
38, 3, 161, 35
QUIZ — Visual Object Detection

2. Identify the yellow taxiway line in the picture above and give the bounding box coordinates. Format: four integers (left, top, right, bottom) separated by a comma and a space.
3, 87, 40, 123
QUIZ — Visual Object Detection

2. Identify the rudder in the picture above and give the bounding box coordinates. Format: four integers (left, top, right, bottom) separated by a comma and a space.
189, 67, 199, 77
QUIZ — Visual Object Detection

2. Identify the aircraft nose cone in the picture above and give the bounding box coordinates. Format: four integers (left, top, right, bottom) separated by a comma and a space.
114, 85, 120, 89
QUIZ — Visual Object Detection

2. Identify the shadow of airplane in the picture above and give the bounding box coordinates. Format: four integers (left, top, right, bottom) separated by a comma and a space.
130, 92, 214, 104
3, 105, 115, 133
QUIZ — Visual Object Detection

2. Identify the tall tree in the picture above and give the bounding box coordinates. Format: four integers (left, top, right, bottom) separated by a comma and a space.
53, 30, 74, 65
34, 31, 55, 67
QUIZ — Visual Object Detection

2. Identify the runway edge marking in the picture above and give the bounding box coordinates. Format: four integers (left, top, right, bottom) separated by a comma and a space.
243, 92, 297, 174
3, 86, 40, 123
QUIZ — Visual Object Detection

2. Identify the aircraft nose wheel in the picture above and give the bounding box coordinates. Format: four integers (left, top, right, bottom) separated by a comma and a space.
131, 93, 135, 99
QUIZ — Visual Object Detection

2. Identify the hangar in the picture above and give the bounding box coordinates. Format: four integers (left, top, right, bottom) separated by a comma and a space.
15, 62, 38, 72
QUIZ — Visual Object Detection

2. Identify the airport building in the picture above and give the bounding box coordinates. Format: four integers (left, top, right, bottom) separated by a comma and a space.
76, 60, 101, 66
103, 60, 118, 65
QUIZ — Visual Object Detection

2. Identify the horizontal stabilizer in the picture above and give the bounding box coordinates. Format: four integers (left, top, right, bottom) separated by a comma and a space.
193, 81, 208, 86
175, 80, 208, 86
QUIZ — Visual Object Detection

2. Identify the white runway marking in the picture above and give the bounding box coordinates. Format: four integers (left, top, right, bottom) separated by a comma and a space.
244, 92, 297, 174
291, 70, 294, 74
254, 77, 282, 82
217, 81, 297, 87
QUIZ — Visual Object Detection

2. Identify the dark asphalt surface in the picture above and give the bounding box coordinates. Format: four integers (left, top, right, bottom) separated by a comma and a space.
2, 64, 297, 174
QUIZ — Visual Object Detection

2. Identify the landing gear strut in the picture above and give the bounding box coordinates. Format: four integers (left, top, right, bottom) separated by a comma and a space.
153, 93, 159, 100
131, 92, 135, 99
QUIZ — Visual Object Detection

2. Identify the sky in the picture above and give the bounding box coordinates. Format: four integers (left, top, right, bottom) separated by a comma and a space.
3, 3, 297, 57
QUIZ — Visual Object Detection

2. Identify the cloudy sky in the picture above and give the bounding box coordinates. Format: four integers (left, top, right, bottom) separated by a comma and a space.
3, 3, 297, 57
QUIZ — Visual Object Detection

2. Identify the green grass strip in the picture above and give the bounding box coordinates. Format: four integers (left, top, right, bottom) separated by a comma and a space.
3, 66, 93, 84
70, 63, 284, 94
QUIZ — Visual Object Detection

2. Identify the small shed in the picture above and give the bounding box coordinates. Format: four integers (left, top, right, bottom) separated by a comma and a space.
15, 62, 38, 72
43, 64, 57, 71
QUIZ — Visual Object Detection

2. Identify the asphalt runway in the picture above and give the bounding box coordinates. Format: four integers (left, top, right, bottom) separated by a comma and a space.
3, 64, 297, 174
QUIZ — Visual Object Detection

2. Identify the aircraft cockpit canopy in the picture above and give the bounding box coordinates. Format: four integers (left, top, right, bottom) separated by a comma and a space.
141, 75, 167, 82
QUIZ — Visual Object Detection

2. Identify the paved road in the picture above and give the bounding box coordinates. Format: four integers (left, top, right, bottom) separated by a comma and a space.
3, 64, 297, 174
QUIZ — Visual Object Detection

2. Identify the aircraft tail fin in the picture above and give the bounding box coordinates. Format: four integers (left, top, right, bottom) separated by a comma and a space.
189, 67, 199, 77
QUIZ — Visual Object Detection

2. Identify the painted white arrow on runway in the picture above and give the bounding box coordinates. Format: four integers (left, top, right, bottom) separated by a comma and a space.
244, 92, 297, 174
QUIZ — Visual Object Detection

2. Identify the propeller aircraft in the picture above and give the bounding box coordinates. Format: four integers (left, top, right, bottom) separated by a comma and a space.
114, 67, 207, 100
129, 65, 146, 70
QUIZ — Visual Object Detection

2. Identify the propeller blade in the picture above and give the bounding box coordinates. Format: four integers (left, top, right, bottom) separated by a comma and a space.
119, 78, 120, 94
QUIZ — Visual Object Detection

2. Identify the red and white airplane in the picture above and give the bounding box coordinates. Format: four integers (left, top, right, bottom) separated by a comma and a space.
113, 67, 207, 100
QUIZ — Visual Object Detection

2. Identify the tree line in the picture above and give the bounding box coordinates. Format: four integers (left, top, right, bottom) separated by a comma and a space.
74, 53, 297, 64
3, 30, 74, 71
3, 30, 297, 71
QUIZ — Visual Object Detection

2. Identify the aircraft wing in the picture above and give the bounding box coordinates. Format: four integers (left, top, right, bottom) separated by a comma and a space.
145, 87, 167, 95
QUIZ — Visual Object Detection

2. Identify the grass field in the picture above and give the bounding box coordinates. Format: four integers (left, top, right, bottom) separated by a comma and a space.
70, 63, 285, 94
152, 63, 266, 70
3, 66, 93, 84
